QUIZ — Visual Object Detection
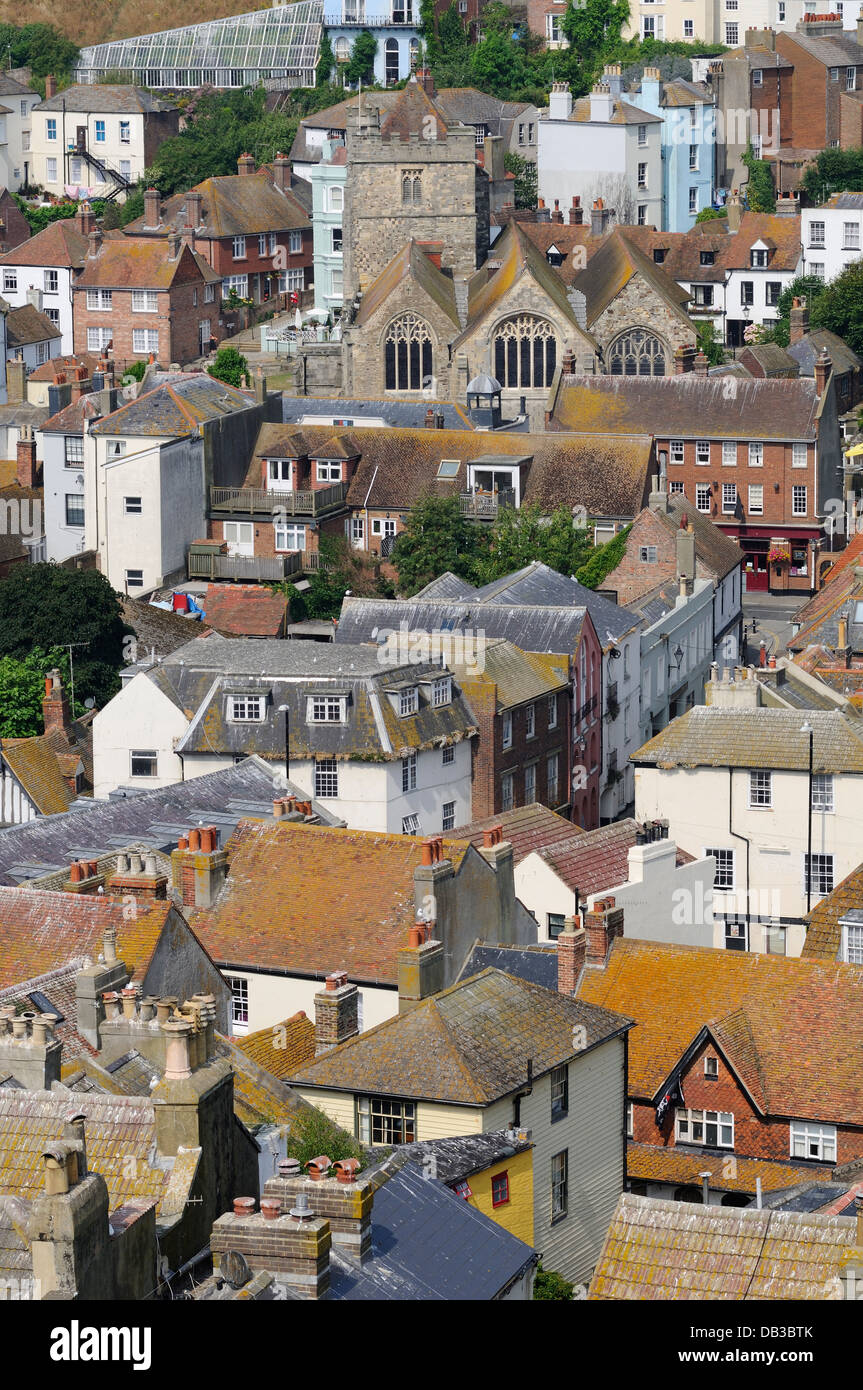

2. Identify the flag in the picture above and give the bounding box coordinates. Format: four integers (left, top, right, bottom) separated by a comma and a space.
655, 1072, 685, 1128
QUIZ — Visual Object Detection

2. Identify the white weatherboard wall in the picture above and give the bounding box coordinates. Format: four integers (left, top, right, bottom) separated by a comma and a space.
634, 762, 863, 955
92, 671, 188, 799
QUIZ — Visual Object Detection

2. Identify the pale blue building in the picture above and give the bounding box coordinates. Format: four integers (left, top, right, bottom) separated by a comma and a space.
309, 139, 347, 314
636, 72, 715, 234
325, 0, 421, 87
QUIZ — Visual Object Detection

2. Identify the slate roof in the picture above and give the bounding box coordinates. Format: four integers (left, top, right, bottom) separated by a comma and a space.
290, 967, 633, 1102
120, 596, 220, 658
569, 226, 692, 329
532, 818, 694, 896
5, 303, 60, 348
192, 818, 473, 983
589, 1193, 858, 1300
88, 374, 254, 437
626, 1143, 833, 1196
0, 756, 308, 887
788, 328, 862, 379
781, 27, 863, 70
447, 639, 570, 709
548, 373, 820, 440
36, 84, 177, 114
280, 396, 473, 430
632, 706, 863, 772
40, 392, 103, 436
355, 240, 460, 330
741, 341, 798, 376
578, 937, 863, 1123
454, 802, 583, 865
803, 862, 863, 962
75, 236, 218, 292
456, 942, 558, 992
471, 560, 641, 644
400, 1131, 533, 1186
565, 94, 660, 125
200, 584, 287, 638
123, 172, 309, 239
0, 219, 89, 269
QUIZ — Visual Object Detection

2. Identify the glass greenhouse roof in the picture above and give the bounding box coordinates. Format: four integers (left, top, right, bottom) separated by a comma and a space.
75, 2, 323, 88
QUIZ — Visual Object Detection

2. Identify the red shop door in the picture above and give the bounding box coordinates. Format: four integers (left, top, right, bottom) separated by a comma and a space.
744, 554, 768, 592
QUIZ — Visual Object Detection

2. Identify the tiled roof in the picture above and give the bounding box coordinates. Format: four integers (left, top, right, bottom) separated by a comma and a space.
463, 221, 593, 341
40, 392, 103, 436
400, 1131, 533, 1185
719, 211, 803, 272
511, 221, 599, 285
454, 802, 583, 865
535, 818, 694, 896
456, 942, 558, 992
124, 172, 309, 239
355, 240, 460, 330
290, 967, 633, 1103
589, 1192, 857, 1300
803, 861, 863, 962
75, 237, 209, 291
201, 584, 286, 638
120, 596, 219, 657
549, 371, 819, 440
380, 80, 449, 141
5, 304, 60, 348
632, 706, 863, 771
232, 1011, 315, 1082
448, 639, 569, 710
27, 352, 101, 384
626, 1142, 832, 1194
578, 937, 863, 1123
0, 887, 174, 992
570, 226, 692, 329
611, 495, 743, 595
788, 328, 863, 378
565, 94, 659, 125
1, 737, 79, 815
193, 819, 473, 983
89, 374, 254, 437
36, 84, 176, 114
0, 219, 88, 269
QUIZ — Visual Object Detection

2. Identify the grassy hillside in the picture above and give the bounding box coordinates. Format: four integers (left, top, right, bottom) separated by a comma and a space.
0, 0, 276, 52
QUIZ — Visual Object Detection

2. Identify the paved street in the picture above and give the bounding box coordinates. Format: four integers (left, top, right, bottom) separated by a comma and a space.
741, 592, 811, 663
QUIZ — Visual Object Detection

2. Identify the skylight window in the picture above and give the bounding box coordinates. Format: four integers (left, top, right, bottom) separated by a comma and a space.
437, 459, 460, 479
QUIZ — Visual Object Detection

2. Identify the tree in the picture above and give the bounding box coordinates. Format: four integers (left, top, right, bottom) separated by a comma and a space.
0, 647, 79, 738
810, 260, 863, 358
208, 347, 250, 388
316, 31, 335, 87
742, 143, 775, 213
0, 565, 129, 709
476, 504, 594, 584
285, 1105, 365, 1170
471, 31, 529, 96
696, 320, 726, 367
585, 173, 634, 226
439, 2, 470, 57
0, 23, 78, 82
575, 524, 632, 589
391, 494, 484, 596
144, 88, 299, 196
533, 1262, 576, 1300
695, 205, 725, 223
418, 0, 440, 63
560, 0, 631, 96
800, 146, 863, 204
345, 31, 378, 86
504, 152, 538, 209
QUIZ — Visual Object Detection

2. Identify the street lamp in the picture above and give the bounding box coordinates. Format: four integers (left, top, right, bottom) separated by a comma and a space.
278, 702, 290, 783
801, 720, 814, 915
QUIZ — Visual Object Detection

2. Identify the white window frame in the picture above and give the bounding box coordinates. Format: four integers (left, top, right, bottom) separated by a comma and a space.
228, 695, 265, 723
502, 710, 513, 748
696, 483, 711, 513
502, 770, 514, 811
749, 769, 772, 808
804, 852, 834, 898
789, 1120, 836, 1163
232, 234, 246, 260
273, 520, 305, 552
748, 441, 763, 467
675, 1107, 734, 1149
525, 703, 536, 739
792, 442, 807, 469
442, 745, 455, 766
131, 290, 158, 313
226, 975, 249, 1033
842, 921, 863, 964
44, 269, 58, 295
130, 748, 157, 776
132, 328, 159, 356
402, 751, 417, 791
316, 460, 342, 483
314, 756, 339, 799
812, 773, 833, 812
399, 687, 418, 717
695, 440, 711, 466
433, 676, 451, 707
706, 847, 735, 890
548, 692, 558, 729
86, 289, 112, 311
722, 483, 737, 514
792, 484, 807, 517
748, 484, 763, 515
722, 440, 737, 467
308, 696, 345, 724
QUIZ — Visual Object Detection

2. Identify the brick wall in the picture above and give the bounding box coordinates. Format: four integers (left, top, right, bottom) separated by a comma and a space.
459, 674, 573, 821
74, 256, 216, 366
775, 38, 833, 149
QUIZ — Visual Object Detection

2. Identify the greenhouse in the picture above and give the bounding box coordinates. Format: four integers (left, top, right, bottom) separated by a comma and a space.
74, 1, 323, 90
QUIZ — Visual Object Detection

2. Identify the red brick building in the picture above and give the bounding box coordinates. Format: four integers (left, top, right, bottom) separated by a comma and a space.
73, 228, 223, 367
576, 925, 863, 1203
123, 156, 312, 307
776, 16, 863, 153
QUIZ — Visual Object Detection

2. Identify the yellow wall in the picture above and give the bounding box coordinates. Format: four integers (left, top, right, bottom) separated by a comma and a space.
465, 1148, 534, 1247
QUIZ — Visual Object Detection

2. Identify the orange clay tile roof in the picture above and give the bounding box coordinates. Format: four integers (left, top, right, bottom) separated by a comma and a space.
75, 237, 211, 290
626, 1142, 832, 1194
192, 820, 472, 984
0, 887, 174, 991
380, 80, 449, 140
588, 1192, 857, 1300
533, 819, 694, 897
569, 225, 692, 329
232, 1011, 315, 1083
0, 736, 79, 815
802, 860, 863, 962
0, 219, 89, 269
201, 584, 286, 638
123, 172, 310, 239
27, 352, 102, 383
578, 937, 863, 1123
454, 802, 585, 865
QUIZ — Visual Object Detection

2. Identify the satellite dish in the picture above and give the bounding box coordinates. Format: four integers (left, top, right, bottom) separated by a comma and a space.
222, 1250, 251, 1290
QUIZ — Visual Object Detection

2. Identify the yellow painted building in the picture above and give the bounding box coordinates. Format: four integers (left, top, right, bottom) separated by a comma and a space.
459, 1144, 535, 1248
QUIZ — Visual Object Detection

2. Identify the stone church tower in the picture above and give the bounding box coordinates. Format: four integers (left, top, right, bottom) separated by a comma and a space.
342, 71, 489, 302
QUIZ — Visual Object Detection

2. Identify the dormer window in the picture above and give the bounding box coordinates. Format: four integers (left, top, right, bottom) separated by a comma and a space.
229, 695, 264, 722
841, 915, 863, 964
750, 247, 769, 268
399, 687, 419, 716
316, 460, 342, 482
307, 695, 346, 723
432, 676, 451, 707
653, 248, 666, 264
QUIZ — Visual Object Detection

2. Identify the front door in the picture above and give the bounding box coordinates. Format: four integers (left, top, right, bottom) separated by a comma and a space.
744, 554, 768, 592
223, 522, 254, 557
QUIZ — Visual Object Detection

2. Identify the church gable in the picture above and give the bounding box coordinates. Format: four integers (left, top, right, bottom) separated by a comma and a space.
591, 273, 696, 377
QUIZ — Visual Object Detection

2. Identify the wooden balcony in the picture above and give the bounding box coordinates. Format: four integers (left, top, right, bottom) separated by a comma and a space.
459, 488, 516, 520
209, 481, 348, 518
187, 549, 326, 583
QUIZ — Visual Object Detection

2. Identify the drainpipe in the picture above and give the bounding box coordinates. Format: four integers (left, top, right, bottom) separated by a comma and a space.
728, 765, 751, 947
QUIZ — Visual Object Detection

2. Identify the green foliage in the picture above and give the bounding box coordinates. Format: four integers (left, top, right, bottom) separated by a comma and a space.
575, 524, 632, 590
560, 0, 632, 96
742, 143, 775, 213
419, 0, 440, 62
504, 151, 538, 209
144, 88, 299, 196
533, 1262, 575, 1300
207, 347, 250, 389
121, 359, 148, 383
345, 31, 378, 86
117, 185, 145, 226
286, 1105, 366, 1171
439, 2, 470, 57
800, 146, 863, 204
762, 275, 827, 347
695, 205, 725, 223
316, 31, 335, 86
302, 536, 358, 620
471, 31, 529, 96
0, 565, 129, 709
0, 23, 78, 81
0, 647, 80, 738
696, 320, 726, 367
809, 260, 863, 358
475, 504, 594, 585
390, 495, 483, 596
14, 198, 106, 235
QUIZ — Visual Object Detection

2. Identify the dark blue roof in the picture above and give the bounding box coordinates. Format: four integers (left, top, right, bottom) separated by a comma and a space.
281, 397, 474, 430
458, 943, 558, 992
329, 1161, 536, 1300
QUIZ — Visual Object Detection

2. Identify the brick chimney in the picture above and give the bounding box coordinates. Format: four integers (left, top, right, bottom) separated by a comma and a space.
75, 200, 96, 237
583, 897, 624, 966
551, 199, 564, 224
272, 152, 290, 193
106, 849, 169, 902
16, 423, 39, 487
415, 65, 436, 97
87, 228, 101, 259
397, 922, 444, 1013
42, 667, 71, 735
143, 187, 161, 229
171, 826, 229, 908
211, 1199, 332, 1299
789, 295, 809, 345
814, 346, 832, 396
185, 189, 203, 229
590, 198, 612, 238
263, 1160, 374, 1266
44, 74, 57, 99
673, 344, 695, 375
237, 152, 255, 176
568, 195, 583, 225
693, 350, 709, 379
314, 971, 359, 1054
167, 230, 181, 259
557, 916, 586, 995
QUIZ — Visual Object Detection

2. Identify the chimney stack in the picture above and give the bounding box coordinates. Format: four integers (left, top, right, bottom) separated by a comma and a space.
87, 229, 101, 259
42, 667, 71, 736
171, 826, 229, 908
211, 1200, 332, 1299
814, 346, 832, 396
415, 65, 436, 97
6, 356, 26, 404
143, 187, 161, 229
583, 897, 624, 966
16, 423, 39, 488
397, 924, 444, 1012
167, 230, 181, 260
676, 520, 696, 596
693, 350, 709, 379
185, 189, 203, 230
789, 295, 809, 345
75, 200, 96, 237
237, 153, 255, 177
0, 1009, 61, 1088
314, 972, 360, 1054
272, 152, 290, 193
568, 195, 583, 225
45, 74, 57, 99
590, 198, 612, 238
557, 916, 586, 995
725, 190, 743, 232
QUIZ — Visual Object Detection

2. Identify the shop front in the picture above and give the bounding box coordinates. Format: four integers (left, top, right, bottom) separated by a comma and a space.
723, 526, 820, 596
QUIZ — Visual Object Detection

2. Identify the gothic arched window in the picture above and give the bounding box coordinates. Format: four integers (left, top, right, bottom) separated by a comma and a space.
384, 313, 433, 391
608, 329, 668, 376
401, 169, 422, 203
493, 315, 557, 389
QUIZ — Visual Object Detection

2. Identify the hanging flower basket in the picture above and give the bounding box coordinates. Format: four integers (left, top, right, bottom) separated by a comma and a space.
768, 543, 791, 565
